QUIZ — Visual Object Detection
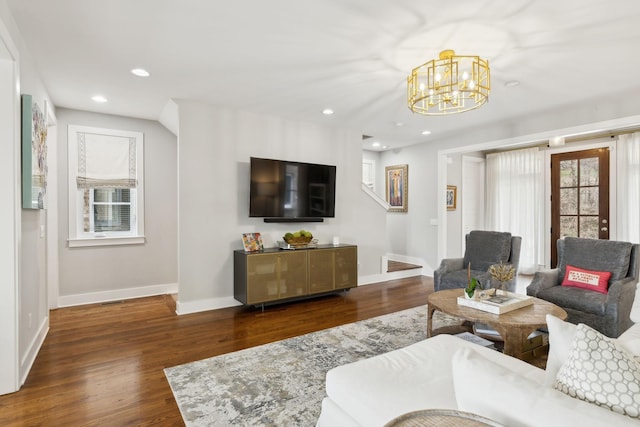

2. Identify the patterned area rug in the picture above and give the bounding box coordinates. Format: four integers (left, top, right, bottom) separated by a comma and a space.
164, 307, 462, 426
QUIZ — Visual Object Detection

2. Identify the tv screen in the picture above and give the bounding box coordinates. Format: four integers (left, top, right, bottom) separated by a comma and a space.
249, 157, 336, 220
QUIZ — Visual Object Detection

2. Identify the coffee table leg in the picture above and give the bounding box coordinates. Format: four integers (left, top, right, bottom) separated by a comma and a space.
427, 304, 436, 338
498, 326, 538, 359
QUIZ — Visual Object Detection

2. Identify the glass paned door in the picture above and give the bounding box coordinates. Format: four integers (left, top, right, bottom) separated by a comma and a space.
550, 148, 610, 266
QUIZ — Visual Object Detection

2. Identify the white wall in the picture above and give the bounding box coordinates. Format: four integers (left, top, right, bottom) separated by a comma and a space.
55, 108, 178, 305
445, 154, 463, 257
0, 1, 54, 393
175, 101, 387, 314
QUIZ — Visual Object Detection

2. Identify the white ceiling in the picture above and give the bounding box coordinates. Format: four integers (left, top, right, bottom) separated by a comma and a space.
6, 0, 640, 151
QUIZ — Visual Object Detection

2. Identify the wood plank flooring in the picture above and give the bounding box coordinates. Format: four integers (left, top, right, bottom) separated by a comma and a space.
387, 260, 422, 272
0, 276, 433, 426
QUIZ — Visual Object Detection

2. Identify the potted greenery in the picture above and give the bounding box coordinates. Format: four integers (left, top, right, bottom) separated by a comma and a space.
465, 277, 480, 299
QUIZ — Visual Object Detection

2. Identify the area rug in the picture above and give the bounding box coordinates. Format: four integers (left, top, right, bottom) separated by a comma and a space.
164, 307, 462, 426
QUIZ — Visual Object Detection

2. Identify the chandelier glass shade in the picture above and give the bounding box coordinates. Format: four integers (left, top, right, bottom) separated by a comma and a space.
407, 49, 490, 115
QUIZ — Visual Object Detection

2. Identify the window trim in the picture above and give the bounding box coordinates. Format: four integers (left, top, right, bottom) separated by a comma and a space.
67, 125, 145, 247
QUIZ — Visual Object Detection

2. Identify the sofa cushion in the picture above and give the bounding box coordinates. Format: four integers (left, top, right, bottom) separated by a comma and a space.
545, 314, 578, 387
561, 264, 611, 294
452, 347, 638, 427
560, 237, 633, 284
554, 323, 640, 418
463, 231, 512, 272
537, 285, 607, 315
323, 334, 543, 427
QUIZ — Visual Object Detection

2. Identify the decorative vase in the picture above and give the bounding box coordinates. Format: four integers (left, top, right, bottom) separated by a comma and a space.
500, 281, 507, 295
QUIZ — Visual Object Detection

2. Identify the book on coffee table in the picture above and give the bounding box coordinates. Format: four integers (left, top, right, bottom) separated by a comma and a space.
457, 290, 533, 314
454, 332, 496, 350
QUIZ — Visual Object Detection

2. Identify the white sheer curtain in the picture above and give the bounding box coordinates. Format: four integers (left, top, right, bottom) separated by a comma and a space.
486, 147, 544, 274
618, 132, 640, 244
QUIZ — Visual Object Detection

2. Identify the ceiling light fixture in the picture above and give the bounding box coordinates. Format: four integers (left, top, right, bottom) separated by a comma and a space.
421, 130, 432, 135
407, 49, 490, 115
322, 108, 334, 115
91, 95, 108, 103
131, 68, 150, 77
549, 136, 566, 147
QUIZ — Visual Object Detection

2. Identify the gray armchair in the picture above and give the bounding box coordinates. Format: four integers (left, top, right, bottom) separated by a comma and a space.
527, 237, 639, 338
434, 230, 522, 292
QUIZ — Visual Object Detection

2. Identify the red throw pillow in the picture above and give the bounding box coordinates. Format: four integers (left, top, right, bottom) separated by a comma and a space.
561, 265, 611, 294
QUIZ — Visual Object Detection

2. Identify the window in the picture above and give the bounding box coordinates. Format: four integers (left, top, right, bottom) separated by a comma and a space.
68, 125, 144, 247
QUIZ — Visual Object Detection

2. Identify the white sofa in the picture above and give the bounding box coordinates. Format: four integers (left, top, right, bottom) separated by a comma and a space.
317, 318, 640, 426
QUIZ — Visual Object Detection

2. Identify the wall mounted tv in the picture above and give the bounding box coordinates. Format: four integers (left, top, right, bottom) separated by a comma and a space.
249, 157, 336, 222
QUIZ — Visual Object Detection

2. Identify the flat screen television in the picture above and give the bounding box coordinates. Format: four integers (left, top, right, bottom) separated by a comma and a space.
249, 157, 336, 222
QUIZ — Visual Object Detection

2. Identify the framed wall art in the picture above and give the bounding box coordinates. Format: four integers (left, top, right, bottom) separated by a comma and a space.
385, 164, 408, 212
21, 94, 48, 209
446, 185, 457, 210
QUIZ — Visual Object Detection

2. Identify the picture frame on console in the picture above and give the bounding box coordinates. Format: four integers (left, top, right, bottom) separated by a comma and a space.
385, 164, 408, 212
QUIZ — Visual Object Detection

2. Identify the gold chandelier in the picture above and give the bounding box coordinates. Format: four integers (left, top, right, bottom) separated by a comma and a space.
407, 49, 490, 115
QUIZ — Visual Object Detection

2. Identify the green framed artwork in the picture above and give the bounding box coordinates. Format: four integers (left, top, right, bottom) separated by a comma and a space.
21, 94, 48, 209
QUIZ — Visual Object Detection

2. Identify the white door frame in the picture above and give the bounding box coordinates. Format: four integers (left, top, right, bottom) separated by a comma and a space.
0, 17, 21, 395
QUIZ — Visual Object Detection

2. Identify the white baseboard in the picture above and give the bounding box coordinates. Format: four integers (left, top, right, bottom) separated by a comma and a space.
58, 282, 179, 307
20, 315, 49, 386
175, 296, 243, 315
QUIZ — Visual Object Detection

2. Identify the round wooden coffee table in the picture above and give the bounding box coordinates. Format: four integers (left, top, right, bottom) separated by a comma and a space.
427, 289, 567, 360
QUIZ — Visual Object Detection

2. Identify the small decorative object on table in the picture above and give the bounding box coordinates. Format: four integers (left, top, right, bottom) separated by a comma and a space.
242, 232, 264, 252
489, 261, 516, 293
464, 263, 480, 299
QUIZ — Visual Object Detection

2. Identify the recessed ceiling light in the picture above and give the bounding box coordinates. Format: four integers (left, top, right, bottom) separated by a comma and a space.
372, 142, 381, 147
421, 130, 432, 135
382, 145, 388, 149
395, 122, 404, 127
91, 95, 108, 103
322, 108, 334, 115
505, 80, 520, 88
131, 68, 150, 77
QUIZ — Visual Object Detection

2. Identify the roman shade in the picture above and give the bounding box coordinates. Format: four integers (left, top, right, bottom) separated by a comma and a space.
76, 132, 137, 189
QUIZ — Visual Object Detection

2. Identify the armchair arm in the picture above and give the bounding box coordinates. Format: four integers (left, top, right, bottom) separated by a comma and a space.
433, 258, 464, 292
526, 269, 559, 297
604, 277, 638, 337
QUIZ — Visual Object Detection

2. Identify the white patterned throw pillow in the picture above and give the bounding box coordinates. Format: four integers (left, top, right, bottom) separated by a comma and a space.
554, 323, 640, 418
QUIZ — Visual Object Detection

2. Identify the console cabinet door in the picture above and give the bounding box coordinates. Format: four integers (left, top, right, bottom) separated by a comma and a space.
246, 252, 307, 304
308, 249, 335, 294
277, 251, 308, 299
308, 247, 358, 294
334, 246, 357, 290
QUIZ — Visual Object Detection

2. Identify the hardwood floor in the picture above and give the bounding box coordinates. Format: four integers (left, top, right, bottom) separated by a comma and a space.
387, 260, 422, 272
0, 276, 433, 426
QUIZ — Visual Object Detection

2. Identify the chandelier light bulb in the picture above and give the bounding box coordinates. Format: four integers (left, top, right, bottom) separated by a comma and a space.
462, 71, 469, 80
